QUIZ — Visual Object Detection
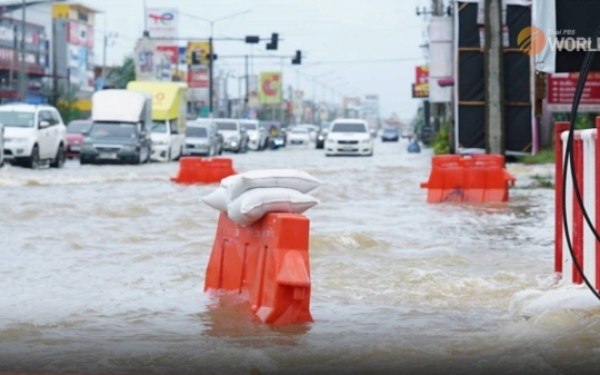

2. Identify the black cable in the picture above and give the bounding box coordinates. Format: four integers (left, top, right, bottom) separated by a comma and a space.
561, 24, 600, 300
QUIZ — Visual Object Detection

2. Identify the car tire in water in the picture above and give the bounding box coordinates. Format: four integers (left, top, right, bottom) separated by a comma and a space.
50, 144, 65, 168
27, 145, 40, 169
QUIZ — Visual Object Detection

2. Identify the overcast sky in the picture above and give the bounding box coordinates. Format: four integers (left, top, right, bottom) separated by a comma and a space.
81, 0, 431, 119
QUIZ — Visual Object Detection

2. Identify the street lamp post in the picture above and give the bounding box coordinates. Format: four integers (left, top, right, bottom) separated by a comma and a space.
191, 10, 252, 116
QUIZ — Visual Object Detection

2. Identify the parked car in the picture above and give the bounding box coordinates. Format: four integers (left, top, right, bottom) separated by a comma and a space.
315, 127, 328, 149
215, 118, 248, 153
0, 124, 4, 167
183, 119, 222, 156
381, 127, 400, 142
1, 103, 67, 169
80, 90, 152, 165
287, 127, 311, 145
240, 119, 268, 151
325, 119, 374, 157
66, 119, 92, 158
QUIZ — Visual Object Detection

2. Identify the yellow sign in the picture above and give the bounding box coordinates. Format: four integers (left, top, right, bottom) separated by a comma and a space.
259, 72, 282, 105
186, 41, 211, 66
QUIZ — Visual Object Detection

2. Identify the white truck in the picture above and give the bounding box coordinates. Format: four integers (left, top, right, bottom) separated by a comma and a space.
80, 90, 152, 165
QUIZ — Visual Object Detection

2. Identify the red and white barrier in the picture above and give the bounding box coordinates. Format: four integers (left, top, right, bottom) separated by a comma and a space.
555, 118, 600, 289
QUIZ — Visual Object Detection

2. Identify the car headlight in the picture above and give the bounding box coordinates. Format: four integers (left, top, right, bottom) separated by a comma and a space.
249, 134, 258, 141
82, 143, 96, 152
121, 145, 137, 152
6, 137, 28, 143
361, 139, 371, 144
153, 140, 168, 146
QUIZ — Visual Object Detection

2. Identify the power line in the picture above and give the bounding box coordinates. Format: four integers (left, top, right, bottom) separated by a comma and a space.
305, 57, 424, 66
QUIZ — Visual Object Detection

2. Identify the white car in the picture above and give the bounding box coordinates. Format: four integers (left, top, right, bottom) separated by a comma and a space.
325, 119, 374, 157
215, 118, 248, 153
1, 103, 67, 168
240, 119, 268, 151
287, 127, 312, 145
0, 124, 4, 167
297, 124, 319, 142
150, 120, 184, 162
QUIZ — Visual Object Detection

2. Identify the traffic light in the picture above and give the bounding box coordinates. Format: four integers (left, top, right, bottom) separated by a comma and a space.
266, 33, 278, 50
291, 50, 302, 65
245, 35, 260, 44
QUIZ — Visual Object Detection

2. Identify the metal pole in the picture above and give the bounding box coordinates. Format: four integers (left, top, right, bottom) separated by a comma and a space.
244, 54, 249, 114
142, 0, 147, 32
18, 0, 26, 101
209, 36, 213, 115
484, 0, 505, 154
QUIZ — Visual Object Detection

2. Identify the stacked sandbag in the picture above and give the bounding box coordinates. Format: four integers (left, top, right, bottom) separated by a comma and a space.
202, 169, 321, 226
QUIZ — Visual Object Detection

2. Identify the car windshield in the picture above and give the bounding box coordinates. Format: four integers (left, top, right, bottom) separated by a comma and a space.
384, 128, 397, 133
90, 123, 137, 139
216, 122, 237, 131
242, 123, 257, 131
67, 121, 92, 134
186, 127, 208, 137
152, 121, 168, 133
291, 128, 309, 134
331, 123, 367, 133
0, 111, 35, 128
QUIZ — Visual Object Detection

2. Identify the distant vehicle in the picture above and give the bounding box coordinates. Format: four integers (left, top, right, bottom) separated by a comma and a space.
407, 138, 421, 153
297, 124, 319, 141
381, 127, 400, 142
240, 119, 268, 150
402, 127, 415, 139
262, 121, 285, 149
1, 103, 67, 169
315, 127, 328, 149
325, 119, 374, 157
215, 118, 248, 153
127, 81, 187, 162
0, 124, 4, 167
80, 90, 152, 165
183, 119, 222, 157
66, 119, 92, 159
287, 127, 311, 145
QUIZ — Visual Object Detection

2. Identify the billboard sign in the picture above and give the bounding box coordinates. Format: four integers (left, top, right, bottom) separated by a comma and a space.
258, 72, 282, 104
413, 65, 429, 98
186, 41, 210, 66
146, 8, 179, 39
68, 21, 93, 48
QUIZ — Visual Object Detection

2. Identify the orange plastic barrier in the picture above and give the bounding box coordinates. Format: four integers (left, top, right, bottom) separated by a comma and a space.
171, 157, 236, 184
205, 212, 313, 325
420, 154, 516, 203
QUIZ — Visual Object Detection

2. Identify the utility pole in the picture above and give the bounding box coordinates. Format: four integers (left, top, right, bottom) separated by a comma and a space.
18, 0, 26, 101
244, 54, 249, 115
484, 0, 505, 154
209, 36, 213, 115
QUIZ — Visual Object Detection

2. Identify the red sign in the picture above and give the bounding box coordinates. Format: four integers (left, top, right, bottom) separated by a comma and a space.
188, 67, 208, 88
548, 73, 600, 105
156, 45, 178, 64
413, 65, 429, 98
68, 21, 93, 48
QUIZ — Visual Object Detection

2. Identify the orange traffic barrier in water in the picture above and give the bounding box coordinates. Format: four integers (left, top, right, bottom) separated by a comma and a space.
171, 157, 236, 184
205, 212, 313, 325
420, 154, 516, 203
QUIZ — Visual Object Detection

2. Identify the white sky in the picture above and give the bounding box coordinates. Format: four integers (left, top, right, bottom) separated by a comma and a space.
81, 0, 431, 119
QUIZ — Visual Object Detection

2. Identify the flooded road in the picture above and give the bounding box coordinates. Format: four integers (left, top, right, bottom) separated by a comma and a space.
0, 140, 597, 374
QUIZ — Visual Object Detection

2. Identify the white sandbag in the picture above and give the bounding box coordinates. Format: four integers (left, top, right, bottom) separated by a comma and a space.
201, 187, 229, 211
227, 188, 319, 226
222, 169, 321, 200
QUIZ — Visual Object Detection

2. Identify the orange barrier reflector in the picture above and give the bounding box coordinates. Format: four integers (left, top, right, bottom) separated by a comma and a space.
205, 212, 313, 325
171, 157, 236, 184
420, 154, 515, 203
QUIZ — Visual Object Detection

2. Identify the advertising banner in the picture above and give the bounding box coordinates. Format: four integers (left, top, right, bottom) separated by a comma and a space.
156, 45, 178, 64
413, 65, 429, 98
145, 8, 179, 39
68, 21, 93, 48
547, 72, 600, 112
429, 17, 453, 103
258, 72, 282, 105
186, 41, 210, 66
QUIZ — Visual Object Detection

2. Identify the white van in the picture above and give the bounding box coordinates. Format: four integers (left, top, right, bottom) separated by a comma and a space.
0, 103, 67, 169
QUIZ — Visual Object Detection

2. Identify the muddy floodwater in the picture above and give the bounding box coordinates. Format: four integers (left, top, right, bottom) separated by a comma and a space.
1, 141, 599, 374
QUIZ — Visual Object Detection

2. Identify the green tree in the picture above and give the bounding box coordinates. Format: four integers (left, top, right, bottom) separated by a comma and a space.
107, 56, 135, 89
